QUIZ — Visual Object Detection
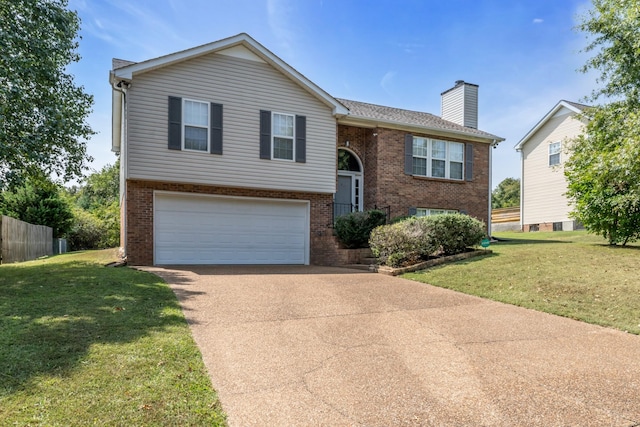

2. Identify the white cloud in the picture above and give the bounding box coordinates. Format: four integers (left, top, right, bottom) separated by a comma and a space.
267, 0, 296, 58
533, 18, 544, 24
380, 71, 396, 94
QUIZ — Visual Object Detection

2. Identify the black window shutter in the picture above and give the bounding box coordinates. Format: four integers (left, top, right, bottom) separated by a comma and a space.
465, 143, 474, 181
210, 103, 223, 155
168, 96, 182, 150
295, 115, 306, 163
259, 110, 271, 159
404, 134, 414, 175
408, 207, 417, 216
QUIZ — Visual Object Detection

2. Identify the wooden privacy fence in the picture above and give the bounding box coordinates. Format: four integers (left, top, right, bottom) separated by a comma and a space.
491, 207, 520, 223
0, 215, 53, 264
491, 207, 521, 233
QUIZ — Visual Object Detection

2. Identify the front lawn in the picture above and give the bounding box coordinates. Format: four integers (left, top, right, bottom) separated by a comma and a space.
0, 249, 226, 426
404, 231, 640, 335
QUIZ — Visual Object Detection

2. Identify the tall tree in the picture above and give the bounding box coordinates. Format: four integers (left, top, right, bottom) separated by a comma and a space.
565, 104, 640, 245
0, 0, 94, 188
577, 0, 640, 105
566, 0, 640, 245
492, 178, 520, 209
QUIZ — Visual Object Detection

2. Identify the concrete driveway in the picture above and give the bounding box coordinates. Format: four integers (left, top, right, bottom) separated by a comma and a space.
144, 265, 640, 426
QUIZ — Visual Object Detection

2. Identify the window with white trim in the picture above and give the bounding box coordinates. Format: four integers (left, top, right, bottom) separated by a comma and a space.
548, 142, 561, 166
415, 208, 458, 217
183, 99, 209, 152
413, 137, 464, 180
272, 112, 294, 160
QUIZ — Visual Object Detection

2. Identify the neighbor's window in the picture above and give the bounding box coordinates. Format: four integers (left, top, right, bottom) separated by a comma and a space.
415, 208, 458, 217
183, 99, 209, 151
413, 137, 464, 180
272, 113, 294, 160
549, 142, 561, 166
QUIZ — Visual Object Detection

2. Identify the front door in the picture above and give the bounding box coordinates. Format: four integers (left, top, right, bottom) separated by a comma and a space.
335, 175, 353, 217
334, 149, 363, 219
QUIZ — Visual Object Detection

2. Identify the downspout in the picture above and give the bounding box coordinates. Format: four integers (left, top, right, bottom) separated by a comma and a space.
488, 139, 496, 237
518, 148, 524, 231
111, 78, 129, 259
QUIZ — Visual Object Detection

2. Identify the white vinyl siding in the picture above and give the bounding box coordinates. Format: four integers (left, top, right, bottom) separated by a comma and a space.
125, 50, 336, 193
522, 109, 584, 226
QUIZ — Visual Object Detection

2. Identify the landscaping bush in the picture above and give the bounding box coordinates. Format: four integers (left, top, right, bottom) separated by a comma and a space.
428, 213, 486, 255
369, 217, 437, 267
369, 213, 486, 266
334, 209, 387, 248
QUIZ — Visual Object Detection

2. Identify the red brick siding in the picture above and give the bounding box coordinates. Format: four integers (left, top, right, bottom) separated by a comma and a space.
338, 125, 491, 228
124, 180, 341, 266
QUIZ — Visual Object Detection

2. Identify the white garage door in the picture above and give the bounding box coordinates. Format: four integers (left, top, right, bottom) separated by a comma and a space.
154, 193, 309, 265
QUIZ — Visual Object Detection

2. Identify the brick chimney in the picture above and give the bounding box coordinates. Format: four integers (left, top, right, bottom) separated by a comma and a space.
441, 80, 478, 129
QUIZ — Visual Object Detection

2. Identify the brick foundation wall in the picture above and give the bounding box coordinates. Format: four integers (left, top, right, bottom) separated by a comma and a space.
124, 180, 342, 266
524, 222, 558, 232
338, 125, 491, 228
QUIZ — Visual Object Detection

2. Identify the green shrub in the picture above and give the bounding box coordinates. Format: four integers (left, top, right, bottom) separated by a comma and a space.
334, 209, 387, 248
427, 213, 486, 255
66, 206, 120, 251
369, 217, 437, 267
369, 213, 486, 266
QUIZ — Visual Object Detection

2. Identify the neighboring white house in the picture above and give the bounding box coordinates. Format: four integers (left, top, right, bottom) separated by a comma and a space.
514, 100, 589, 232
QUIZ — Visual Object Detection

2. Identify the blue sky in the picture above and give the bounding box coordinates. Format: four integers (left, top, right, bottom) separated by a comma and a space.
68, 0, 596, 187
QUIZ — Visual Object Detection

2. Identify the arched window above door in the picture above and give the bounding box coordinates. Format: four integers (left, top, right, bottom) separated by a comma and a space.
338, 149, 361, 172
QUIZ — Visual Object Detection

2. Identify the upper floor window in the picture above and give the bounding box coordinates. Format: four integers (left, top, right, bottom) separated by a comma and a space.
412, 137, 464, 180
183, 99, 210, 152
272, 113, 295, 160
260, 110, 306, 163
549, 142, 561, 166
168, 96, 223, 155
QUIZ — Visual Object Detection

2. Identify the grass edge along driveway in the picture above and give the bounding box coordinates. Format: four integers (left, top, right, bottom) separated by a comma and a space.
0, 249, 226, 426
404, 231, 640, 335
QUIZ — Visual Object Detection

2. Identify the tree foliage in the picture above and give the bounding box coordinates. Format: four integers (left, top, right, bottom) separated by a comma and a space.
66, 161, 120, 250
492, 177, 520, 209
565, 0, 640, 245
0, 0, 94, 188
76, 160, 119, 211
577, 0, 640, 105
0, 177, 74, 238
565, 104, 640, 245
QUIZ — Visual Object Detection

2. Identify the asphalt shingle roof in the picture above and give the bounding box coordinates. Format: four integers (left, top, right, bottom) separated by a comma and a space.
562, 100, 590, 111
336, 98, 503, 141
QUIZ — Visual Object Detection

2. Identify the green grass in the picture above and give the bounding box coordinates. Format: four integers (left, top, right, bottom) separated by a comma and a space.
403, 231, 640, 335
0, 249, 226, 426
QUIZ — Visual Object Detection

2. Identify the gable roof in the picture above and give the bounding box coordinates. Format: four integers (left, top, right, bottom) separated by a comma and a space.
337, 98, 504, 143
515, 100, 589, 151
109, 33, 348, 116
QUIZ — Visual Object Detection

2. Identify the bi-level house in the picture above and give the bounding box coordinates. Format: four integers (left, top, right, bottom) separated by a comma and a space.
110, 33, 503, 265
515, 100, 588, 232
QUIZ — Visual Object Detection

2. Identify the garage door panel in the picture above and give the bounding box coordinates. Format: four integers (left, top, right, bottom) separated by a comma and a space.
154, 194, 309, 265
